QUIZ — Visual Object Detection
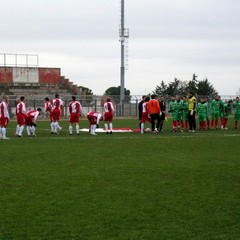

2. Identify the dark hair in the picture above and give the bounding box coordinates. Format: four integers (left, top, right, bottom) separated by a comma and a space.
37, 108, 42, 111
72, 96, 76, 101
20, 96, 25, 101
145, 96, 150, 102
151, 94, 157, 99
55, 94, 59, 98
45, 97, 49, 101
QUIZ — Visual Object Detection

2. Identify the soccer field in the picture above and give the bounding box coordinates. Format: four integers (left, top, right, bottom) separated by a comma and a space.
1, 118, 240, 240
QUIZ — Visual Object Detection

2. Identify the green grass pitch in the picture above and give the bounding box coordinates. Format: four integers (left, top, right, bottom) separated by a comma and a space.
1, 118, 240, 240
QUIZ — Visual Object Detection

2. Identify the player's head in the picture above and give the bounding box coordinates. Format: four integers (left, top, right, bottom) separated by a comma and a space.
72, 96, 76, 101
20, 96, 25, 102
37, 107, 42, 112
188, 91, 194, 97
175, 95, 180, 101
236, 97, 239, 101
2, 95, 9, 102
107, 97, 111, 102
142, 95, 146, 100
151, 94, 157, 100
45, 97, 49, 102
170, 95, 175, 101
55, 94, 59, 98
145, 96, 150, 102
228, 100, 232, 105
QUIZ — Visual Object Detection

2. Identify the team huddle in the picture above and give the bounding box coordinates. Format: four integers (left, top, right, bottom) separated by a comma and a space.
0, 94, 115, 139
138, 92, 240, 133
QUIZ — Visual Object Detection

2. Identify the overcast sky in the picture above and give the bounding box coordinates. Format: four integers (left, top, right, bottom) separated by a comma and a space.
1, 0, 240, 96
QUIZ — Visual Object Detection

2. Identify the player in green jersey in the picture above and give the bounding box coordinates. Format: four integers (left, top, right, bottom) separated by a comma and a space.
182, 96, 189, 131
233, 97, 240, 129
203, 97, 210, 130
175, 95, 184, 131
222, 100, 232, 130
196, 97, 208, 130
169, 95, 178, 132
219, 96, 225, 129
210, 95, 222, 129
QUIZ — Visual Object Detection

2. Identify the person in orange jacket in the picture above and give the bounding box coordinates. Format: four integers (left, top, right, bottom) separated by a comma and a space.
147, 94, 161, 133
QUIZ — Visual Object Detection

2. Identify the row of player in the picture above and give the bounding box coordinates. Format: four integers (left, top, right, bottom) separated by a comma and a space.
0, 94, 115, 139
138, 93, 240, 133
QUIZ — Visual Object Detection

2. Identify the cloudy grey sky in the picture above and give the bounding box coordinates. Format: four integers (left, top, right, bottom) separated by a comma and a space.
1, 0, 240, 95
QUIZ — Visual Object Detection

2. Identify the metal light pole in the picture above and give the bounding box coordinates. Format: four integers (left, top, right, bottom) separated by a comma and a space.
119, 0, 129, 116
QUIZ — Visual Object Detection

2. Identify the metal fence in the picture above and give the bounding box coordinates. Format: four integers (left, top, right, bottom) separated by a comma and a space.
3, 94, 239, 119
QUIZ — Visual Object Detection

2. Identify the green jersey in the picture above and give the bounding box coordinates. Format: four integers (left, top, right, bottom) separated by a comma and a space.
233, 101, 240, 114
197, 102, 208, 115
182, 101, 189, 120
169, 100, 178, 121
204, 102, 209, 114
176, 100, 184, 112
169, 100, 177, 112
211, 99, 221, 113
223, 103, 232, 117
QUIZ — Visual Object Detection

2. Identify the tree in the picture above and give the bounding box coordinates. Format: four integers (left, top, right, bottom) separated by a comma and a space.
196, 78, 217, 96
166, 78, 180, 96
104, 86, 131, 103
154, 80, 168, 96
79, 86, 93, 96
187, 73, 198, 93
78, 86, 94, 104
153, 74, 218, 98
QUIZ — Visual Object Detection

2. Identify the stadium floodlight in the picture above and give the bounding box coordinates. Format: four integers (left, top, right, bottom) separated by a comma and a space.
119, 0, 129, 116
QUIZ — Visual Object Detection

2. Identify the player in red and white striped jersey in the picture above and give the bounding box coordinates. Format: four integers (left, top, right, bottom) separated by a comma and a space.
25, 108, 42, 137
44, 97, 54, 133
87, 111, 103, 135
0, 95, 10, 139
51, 94, 63, 134
103, 97, 115, 134
16, 96, 26, 137
140, 96, 151, 134
69, 96, 83, 135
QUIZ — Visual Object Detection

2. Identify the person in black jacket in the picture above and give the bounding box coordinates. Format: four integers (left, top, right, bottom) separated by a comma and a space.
159, 96, 166, 132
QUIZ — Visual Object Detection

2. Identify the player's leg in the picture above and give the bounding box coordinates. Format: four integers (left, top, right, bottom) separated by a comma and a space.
104, 121, 109, 133
1, 127, 9, 139
192, 111, 196, 132
109, 122, 113, 134
31, 124, 36, 136
140, 121, 145, 134
18, 115, 25, 137
76, 122, 80, 135
211, 113, 215, 129
234, 114, 239, 129
69, 123, 73, 135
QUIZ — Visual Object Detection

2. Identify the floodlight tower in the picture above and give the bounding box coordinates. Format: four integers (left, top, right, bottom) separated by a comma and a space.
119, 0, 129, 116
